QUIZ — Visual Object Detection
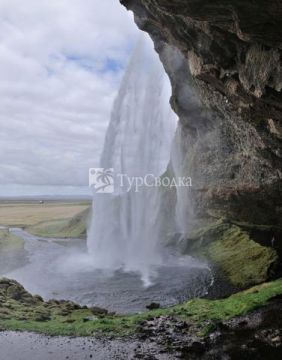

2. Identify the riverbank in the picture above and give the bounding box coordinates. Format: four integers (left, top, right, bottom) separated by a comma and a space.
1, 278, 282, 336
1, 295, 281, 360
0, 278, 282, 358
1, 203, 281, 358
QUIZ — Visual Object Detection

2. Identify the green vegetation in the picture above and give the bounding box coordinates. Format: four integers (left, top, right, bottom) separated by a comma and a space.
205, 226, 277, 287
185, 220, 278, 288
1, 277, 282, 337
27, 207, 90, 239
0, 230, 24, 252
0, 201, 90, 239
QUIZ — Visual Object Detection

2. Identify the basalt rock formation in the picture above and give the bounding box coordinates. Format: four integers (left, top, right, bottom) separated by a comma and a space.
120, 0, 282, 284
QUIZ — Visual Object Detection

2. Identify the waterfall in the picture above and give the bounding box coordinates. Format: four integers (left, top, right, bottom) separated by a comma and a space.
170, 126, 194, 236
87, 34, 177, 284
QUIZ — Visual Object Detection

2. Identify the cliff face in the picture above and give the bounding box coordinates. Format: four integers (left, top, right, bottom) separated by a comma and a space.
121, 0, 282, 231
119, 0, 282, 285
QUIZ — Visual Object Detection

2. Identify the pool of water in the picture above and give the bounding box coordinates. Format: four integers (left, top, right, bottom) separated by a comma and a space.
3, 228, 213, 314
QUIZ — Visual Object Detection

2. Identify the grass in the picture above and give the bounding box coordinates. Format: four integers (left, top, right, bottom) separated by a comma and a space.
1, 278, 282, 337
28, 208, 90, 238
0, 201, 90, 227
0, 201, 90, 238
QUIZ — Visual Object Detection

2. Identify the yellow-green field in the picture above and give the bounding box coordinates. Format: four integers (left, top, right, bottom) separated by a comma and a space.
0, 201, 91, 239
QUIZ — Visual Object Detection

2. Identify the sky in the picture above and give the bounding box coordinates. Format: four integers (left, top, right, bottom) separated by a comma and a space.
0, 0, 139, 186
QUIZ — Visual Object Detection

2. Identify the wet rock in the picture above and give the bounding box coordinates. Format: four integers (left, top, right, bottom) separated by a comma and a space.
121, 1, 282, 287
90, 306, 109, 316
137, 315, 191, 345
146, 302, 160, 310
135, 296, 282, 358
271, 336, 281, 345
83, 316, 98, 322
121, 0, 282, 227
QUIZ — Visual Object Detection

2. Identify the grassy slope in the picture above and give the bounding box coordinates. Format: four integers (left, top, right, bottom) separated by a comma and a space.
0, 201, 90, 239
27, 207, 91, 239
1, 279, 282, 337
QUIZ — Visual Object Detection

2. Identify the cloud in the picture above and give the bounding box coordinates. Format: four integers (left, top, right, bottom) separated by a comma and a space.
0, 0, 139, 185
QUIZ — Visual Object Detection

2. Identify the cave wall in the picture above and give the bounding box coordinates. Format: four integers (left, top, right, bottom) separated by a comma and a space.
120, 0, 282, 229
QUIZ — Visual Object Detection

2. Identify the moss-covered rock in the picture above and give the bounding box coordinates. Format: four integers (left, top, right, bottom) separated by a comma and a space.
206, 226, 278, 287
121, 0, 282, 232
0, 278, 85, 323
1, 277, 282, 338
180, 220, 279, 288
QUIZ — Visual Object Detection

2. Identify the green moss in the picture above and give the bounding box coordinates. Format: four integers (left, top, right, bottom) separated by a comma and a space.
183, 220, 278, 288
205, 226, 278, 287
0, 230, 24, 252
1, 278, 282, 337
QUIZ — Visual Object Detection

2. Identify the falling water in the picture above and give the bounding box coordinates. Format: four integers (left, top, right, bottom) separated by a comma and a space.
2, 35, 214, 309
87, 34, 177, 284
170, 126, 194, 236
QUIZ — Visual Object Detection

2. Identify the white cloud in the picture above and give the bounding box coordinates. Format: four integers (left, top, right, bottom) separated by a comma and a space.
0, 0, 139, 185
